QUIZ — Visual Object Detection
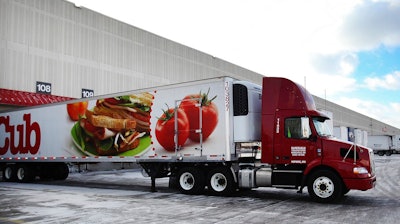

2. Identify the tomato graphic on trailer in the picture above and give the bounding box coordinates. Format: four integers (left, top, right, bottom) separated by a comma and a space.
155, 107, 189, 151
179, 90, 218, 142
152, 84, 225, 155
67, 102, 88, 121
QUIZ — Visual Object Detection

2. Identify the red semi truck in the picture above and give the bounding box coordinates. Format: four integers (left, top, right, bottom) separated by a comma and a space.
0, 76, 376, 202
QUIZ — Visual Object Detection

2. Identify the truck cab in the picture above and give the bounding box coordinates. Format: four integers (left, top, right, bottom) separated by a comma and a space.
257, 77, 376, 202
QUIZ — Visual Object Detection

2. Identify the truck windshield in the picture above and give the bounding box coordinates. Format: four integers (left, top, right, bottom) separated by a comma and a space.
312, 117, 333, 137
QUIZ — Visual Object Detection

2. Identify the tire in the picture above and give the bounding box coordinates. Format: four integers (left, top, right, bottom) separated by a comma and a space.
177, 167, 205, 195
342, 186, 350, 195
3, 165, 16, 182
307, 170, 343, 203
16, 165, 34, 183
378, 151, 384, 156
169, 176, 179, 189
53, 163, 69, 180
207, 167, 235, 196
386, 151, 392, 156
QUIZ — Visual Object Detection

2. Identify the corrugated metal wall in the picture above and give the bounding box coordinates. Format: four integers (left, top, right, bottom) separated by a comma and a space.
314, 96, 400, 135
1, 0, 399, 135
0, 0, 262, 97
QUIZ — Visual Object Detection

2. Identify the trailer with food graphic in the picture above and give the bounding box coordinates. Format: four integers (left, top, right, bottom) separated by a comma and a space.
0, 77, 376, 202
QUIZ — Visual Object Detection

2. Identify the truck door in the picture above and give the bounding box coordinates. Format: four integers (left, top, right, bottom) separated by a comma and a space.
276, 116, 317, 164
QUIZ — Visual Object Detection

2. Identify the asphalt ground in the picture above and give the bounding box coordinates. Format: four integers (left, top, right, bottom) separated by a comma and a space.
0, 155, 399, 224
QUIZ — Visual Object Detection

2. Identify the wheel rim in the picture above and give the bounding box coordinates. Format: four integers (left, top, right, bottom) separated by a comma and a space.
4, 167, 13, 179
17, 168, 25, 181
179, 172, 195, 190
313, 176, 334, 198
210, 173, 227, 192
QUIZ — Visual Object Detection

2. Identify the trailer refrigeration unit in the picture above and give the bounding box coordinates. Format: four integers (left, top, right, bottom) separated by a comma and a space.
0, 77, 376, 202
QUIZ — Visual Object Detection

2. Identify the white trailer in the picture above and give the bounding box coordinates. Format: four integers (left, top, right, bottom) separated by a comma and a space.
333, 126, 348, 142
354, 129, 364, 146
0, 77, 246, 165
1, 77, 262, 187
391, 135, 400, 152
368, 135, 394, 156
362, 131, 368, 147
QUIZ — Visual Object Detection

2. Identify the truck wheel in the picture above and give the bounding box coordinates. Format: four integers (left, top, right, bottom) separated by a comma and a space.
378, 151, 384, 156
386, 151, 392, 156
207, 167, 235, 196
3, 165, 16, 182
169, 176, 179, 189
342, 186, 350, 195
177, 167, 205, 195
16, 165, 34, 183
307, 170, 343, 203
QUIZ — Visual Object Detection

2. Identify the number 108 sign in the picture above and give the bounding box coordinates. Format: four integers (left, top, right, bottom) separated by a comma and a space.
36, 81, 52, 94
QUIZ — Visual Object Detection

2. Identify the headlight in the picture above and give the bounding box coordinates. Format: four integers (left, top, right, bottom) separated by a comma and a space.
353, 167, 369, 175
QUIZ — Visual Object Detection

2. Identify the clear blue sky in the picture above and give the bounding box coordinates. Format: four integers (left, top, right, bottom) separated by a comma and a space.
352, 47, 400, 102
70, 0, 400, 129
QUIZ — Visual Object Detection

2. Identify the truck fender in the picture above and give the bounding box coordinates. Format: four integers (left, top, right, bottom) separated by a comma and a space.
298, 159, 322, 191
229, 166, 238, 184
301, 164, 345, 191
303, 159, 322, 176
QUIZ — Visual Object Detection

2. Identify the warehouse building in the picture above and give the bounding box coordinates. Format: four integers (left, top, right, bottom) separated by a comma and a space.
1, 0, 400, 150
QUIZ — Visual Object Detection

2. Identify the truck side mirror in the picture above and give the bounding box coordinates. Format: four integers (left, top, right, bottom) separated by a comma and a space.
301, 117, 311, 138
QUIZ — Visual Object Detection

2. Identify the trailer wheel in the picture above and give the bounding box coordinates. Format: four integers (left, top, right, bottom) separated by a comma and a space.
16, 165, 34, 183
307, 170, 343, 203
53, 163, 69, 180
378, 151, 384, 156
386, 151, 392, 156
3, 165, 16, 182
177, 167, 205, 195
207, 167, 235, 196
